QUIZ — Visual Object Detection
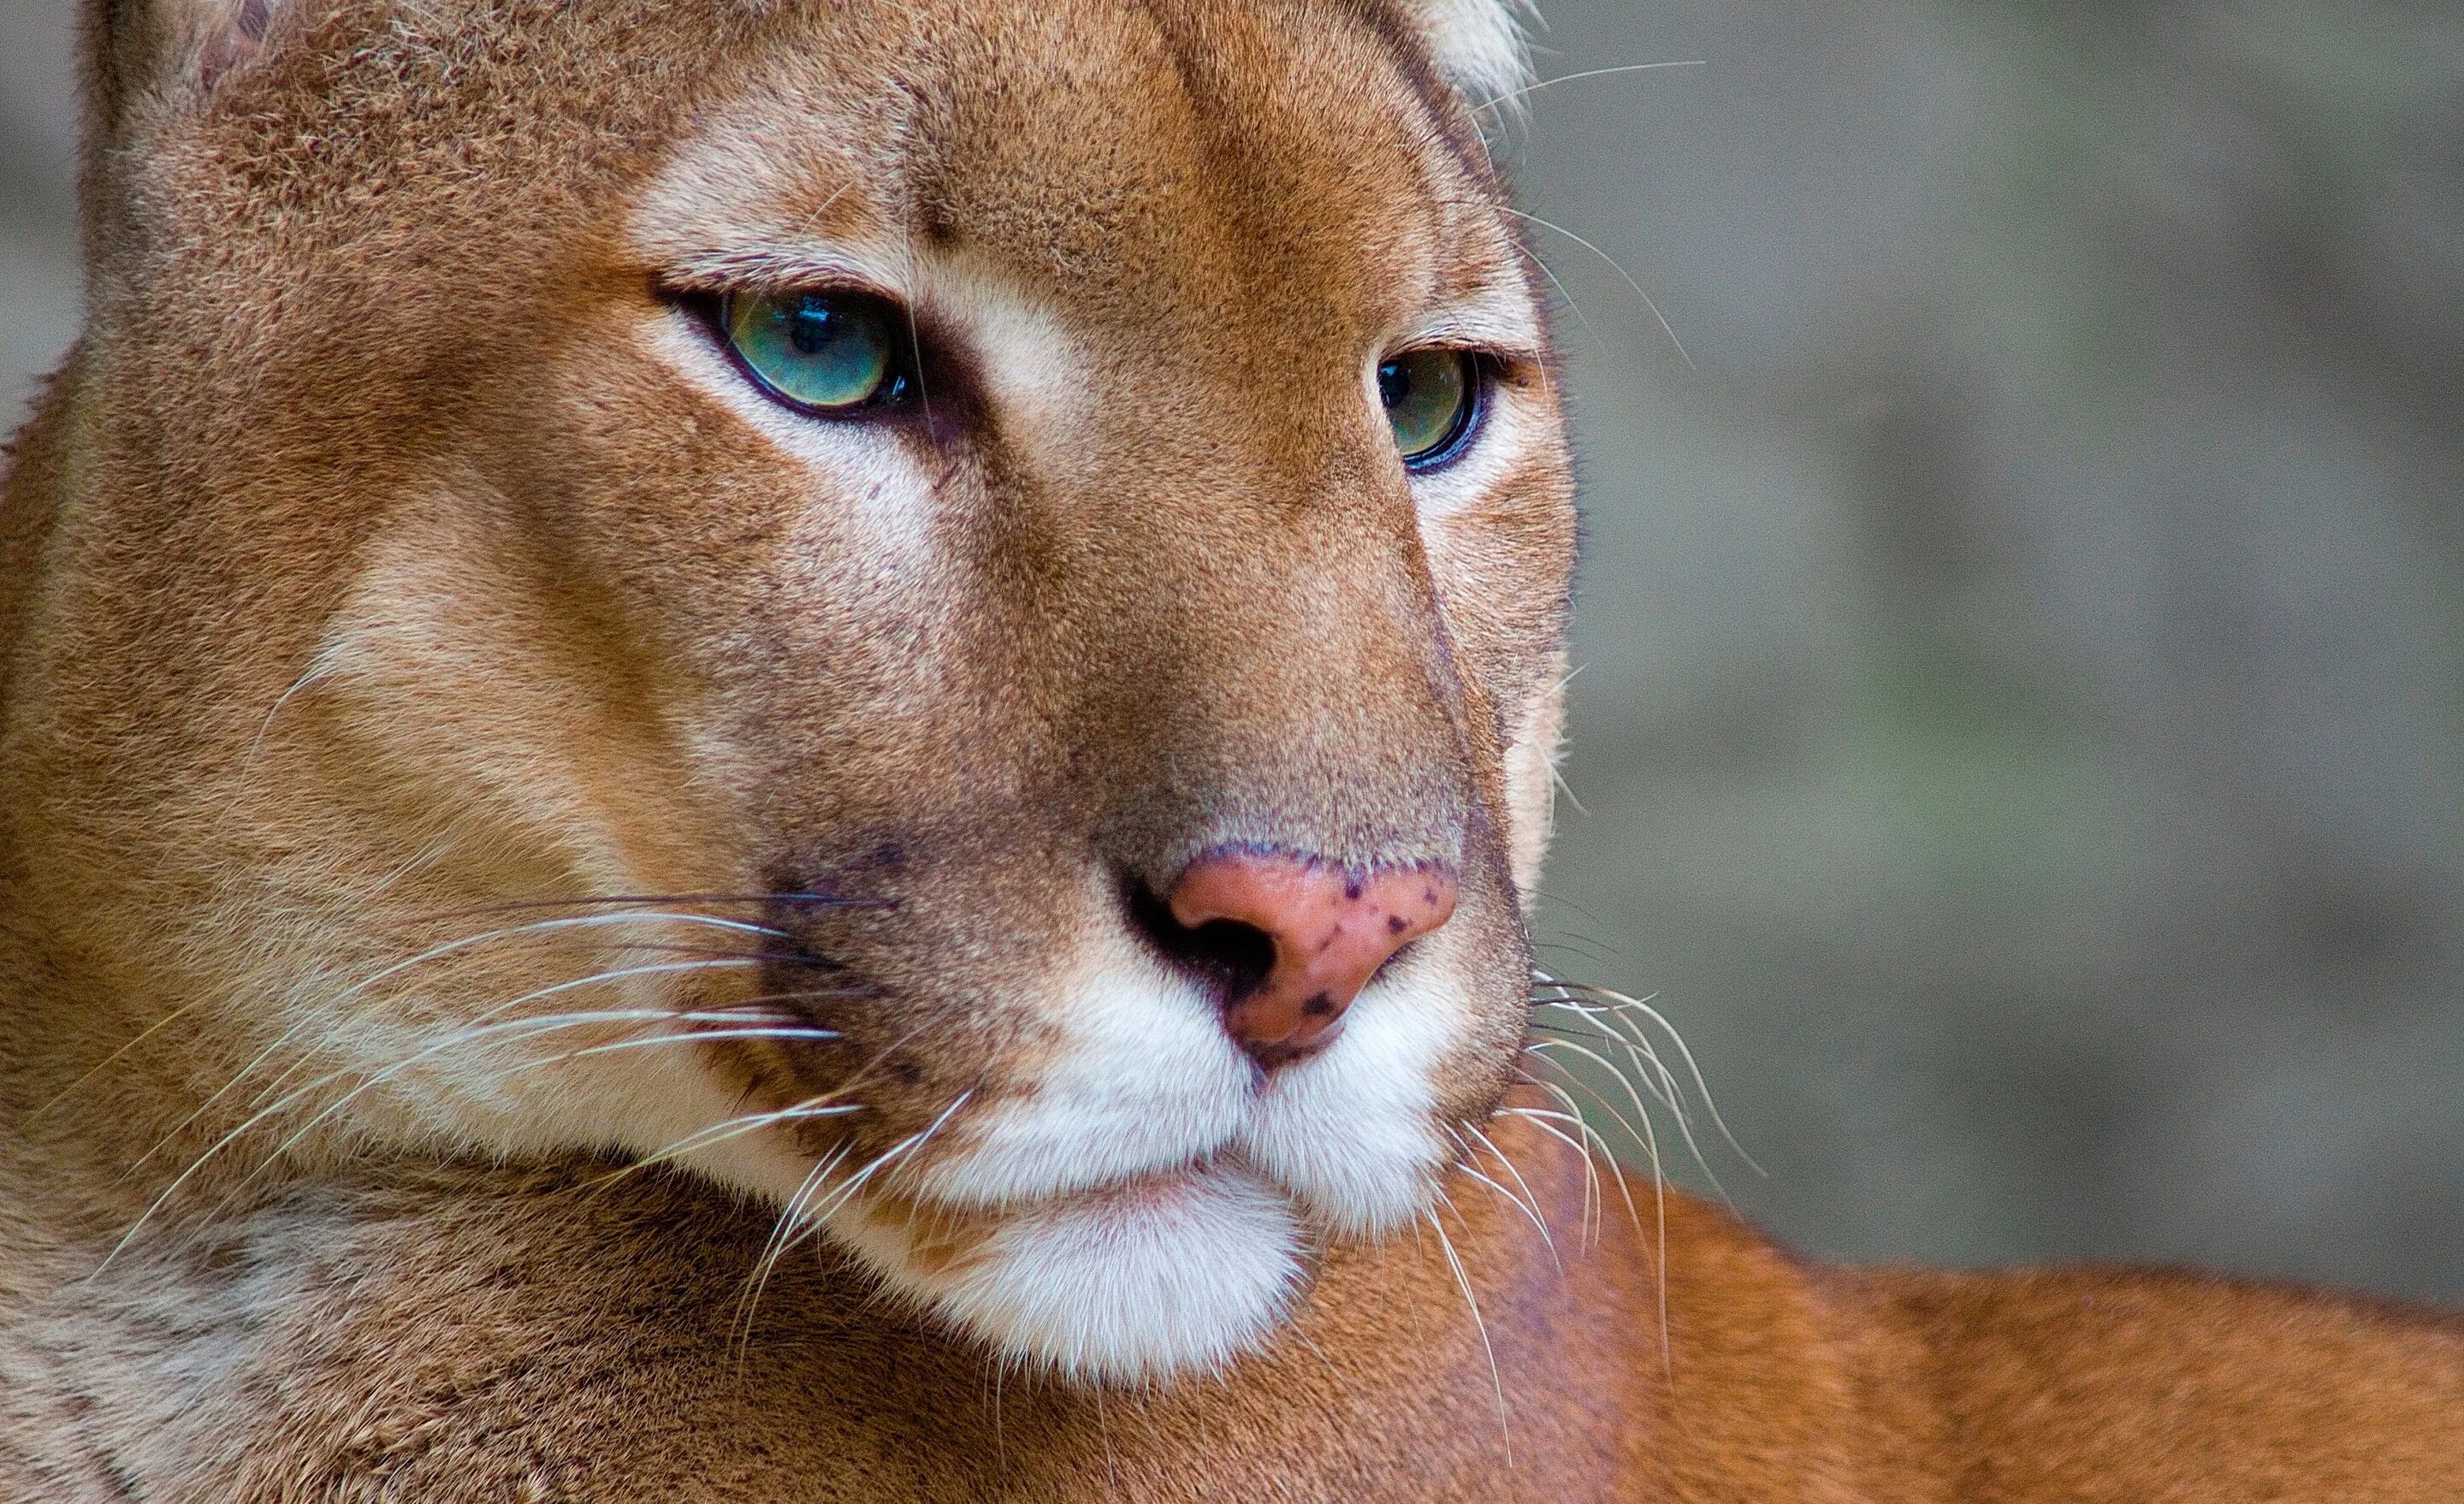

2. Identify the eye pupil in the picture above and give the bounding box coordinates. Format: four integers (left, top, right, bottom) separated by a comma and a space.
786, 299, 841, 356
1378, 360, 1413, 411
721, 291, 905, 415
1380, 349, 1476, 468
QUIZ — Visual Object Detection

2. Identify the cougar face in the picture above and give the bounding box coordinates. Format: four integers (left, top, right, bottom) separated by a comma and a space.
7, 0, 1573, 1383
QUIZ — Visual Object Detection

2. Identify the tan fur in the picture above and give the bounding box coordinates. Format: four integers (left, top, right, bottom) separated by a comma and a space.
4, 0, 2461, 1496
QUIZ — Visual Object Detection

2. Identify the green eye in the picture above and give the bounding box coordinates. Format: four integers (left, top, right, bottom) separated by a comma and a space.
1377, 349, 1478, 468
721, 290, 909, 414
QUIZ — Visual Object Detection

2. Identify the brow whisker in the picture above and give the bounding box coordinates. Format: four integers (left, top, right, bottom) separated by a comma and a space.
1496, 206, 1693, 369
1471, 59, 1706, 116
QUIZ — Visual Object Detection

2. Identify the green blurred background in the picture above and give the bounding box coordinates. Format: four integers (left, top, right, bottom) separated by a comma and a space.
4, 2, 2461, 1299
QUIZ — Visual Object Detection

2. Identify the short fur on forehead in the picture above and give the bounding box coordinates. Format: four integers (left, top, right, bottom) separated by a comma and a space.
1395, 0, 1534, 109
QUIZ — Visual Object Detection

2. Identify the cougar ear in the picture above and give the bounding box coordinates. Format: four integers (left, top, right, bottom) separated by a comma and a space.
80, 0, 280, 138
1392, 0, 1534, 112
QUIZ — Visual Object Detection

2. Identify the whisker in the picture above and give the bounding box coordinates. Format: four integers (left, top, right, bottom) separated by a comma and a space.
41, 908, 766, 1119
412, 892, 891, 922
542, 1025, 838, 1062
1528, 1013, 1683, 1114
220, 955, 767, 1127
1449, 1150, 1559, 1274
1465, 1122, 1559, 1265
1494, 1105, 1602, 1249
1528, 1007, 1727, 1197
1471, 59, 1706, 116
722, 1015, 956, 1323
107, 962, 771, 1268
1498, 205, 1694, 369
192, 1004, 804, 1228
584, 1098, 868, 1194
179, 914, 785, 1134
736, 1146, 851, 1366
737, 1089, 973, 1351
1540, 978, 1761, 1175
1424, 1203, 1512, 1463
1524, 1034, 1677, 1139
1507, 1055, 1645, 1228
1520, 1053, 1672, 1359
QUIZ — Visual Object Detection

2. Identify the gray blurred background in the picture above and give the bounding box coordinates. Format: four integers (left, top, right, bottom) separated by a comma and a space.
4, 2, 2461, 1300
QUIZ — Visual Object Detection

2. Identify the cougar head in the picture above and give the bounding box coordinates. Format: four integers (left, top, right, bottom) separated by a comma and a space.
7, 0, 1573, 1383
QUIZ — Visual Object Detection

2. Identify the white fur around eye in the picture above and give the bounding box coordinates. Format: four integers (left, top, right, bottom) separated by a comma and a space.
638, 307, 943, 556
1406, 372, 1543, 519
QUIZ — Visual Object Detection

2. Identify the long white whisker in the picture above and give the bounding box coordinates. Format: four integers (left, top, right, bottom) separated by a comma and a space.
589, 1100, 867, 1192
1532, 996, 1684, 1113
738, 1089, 974, 1348
1544, 979, 1762, 1175
1498, 206, 1694, 369
736, 1146, 850, 1362
1534, 1004, 1687, 1127
190, 1002, 785, 1225
1523, 1052, 1671, 1358
1466, 1122, 1558, 1265
1472, 59, 1707, 115
1525, 1034, 1675, 1142
1424, 1204, 1512, 1463
105, 965, 768, 1270
1451, 1154, 1559, 1272
1532, 1004, 1726, 1196
1516, 1063, 1650, 1239
178, 913, 783, 1144
157, 956, 767, 1176
1495, 1105, 1601, 1248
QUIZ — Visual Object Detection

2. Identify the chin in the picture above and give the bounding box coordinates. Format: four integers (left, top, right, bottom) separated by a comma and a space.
836, 1161, 1309, 1386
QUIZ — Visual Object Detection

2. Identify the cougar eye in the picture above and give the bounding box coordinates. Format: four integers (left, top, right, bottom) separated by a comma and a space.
720, 290, 912, 414
1378, 348, 1478, 469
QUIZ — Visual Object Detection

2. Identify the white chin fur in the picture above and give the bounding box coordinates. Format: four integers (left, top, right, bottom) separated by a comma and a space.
1236, 974, 1456, 1236
844, 1163, 1304, 1386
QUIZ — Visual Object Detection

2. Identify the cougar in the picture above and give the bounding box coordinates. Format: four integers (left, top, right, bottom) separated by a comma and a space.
3, 0, 2458, 1496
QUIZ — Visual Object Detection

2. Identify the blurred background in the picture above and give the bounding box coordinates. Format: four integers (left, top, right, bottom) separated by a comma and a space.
3, 2, 2461, 1299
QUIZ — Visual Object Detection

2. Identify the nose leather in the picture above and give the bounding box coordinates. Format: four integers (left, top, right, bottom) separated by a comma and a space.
1165, 851, 1458, 1069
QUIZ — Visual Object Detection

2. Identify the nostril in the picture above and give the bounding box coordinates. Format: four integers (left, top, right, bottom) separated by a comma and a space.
1136, 849, 1461, 1070
1124, 881, 1278, 1004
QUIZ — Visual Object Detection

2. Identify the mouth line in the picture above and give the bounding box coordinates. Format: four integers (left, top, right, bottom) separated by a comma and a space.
886, 1148, 1409, 1246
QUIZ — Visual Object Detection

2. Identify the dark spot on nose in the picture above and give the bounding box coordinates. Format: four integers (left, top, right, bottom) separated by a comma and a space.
1142, 850, 1461, 1072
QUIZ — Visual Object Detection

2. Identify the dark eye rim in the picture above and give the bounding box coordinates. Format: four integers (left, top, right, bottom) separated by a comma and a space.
696, 287, 923, 420
1386, 347, 1490, 474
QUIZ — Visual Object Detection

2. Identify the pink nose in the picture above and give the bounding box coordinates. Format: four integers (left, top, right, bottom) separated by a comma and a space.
1165, 852, 1458, 1069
